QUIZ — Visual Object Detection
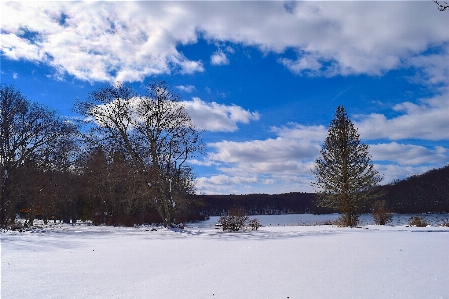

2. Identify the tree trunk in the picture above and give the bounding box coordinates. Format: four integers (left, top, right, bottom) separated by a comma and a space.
28, 205, 35, 227
71, 201, 77, 225
1, 174, 11, 227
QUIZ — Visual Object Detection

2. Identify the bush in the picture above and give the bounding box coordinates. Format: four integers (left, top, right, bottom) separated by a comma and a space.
218, 215, 248, 231
408, 216, 428, 227
333, 214, 359, 227
218, 207, 263, 232
248, 218, 262, 230
8, 221, 24, 231
218, 207, 248, 232
372, 200, 393, 225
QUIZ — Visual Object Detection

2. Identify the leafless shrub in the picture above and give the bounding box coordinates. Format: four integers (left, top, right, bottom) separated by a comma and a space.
8, 221, 24, 231
218, 215, 248, 231
333, 214, 359, 227
372, 200, 393, 225
318, 220, 335, 226
248, 218, 262, 230
218, 207, 249, 232
298, 219, 335, 226
408, 216, 428, 227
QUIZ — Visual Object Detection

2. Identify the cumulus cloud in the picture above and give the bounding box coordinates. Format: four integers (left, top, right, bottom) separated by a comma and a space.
195, 173, 314, 195
183, 97, 260, 132
210, 51, 229, 65
2, 2, 449, 81
200, 123, 325, 176
176, 85, 195, 93
195, 123, 324, 193
370, 142, 447, 166
197, 1, 449, 76
375, 164, 435, 185
208, 138, 318, 165
1, 2, 204, 82
197, 175, 258, 186
195, 175, 259, 195
3, 1, 449, 194
195, 116, 448, 193
271, 123, 327, 142
407, 44, 449, 87
355, 95, 449, 141
279, 52, 333, 77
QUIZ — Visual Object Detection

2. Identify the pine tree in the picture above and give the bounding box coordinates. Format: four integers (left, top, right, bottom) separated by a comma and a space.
312, 106, 383, 227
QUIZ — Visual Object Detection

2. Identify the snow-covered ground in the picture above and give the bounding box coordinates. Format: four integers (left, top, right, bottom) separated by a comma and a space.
2, 214, 449, 299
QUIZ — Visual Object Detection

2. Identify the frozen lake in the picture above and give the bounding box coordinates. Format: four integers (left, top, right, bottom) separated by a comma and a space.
189, 213, 449, 228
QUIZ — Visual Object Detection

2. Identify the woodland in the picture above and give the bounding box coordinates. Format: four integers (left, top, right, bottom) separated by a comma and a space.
1, 83, 448, 228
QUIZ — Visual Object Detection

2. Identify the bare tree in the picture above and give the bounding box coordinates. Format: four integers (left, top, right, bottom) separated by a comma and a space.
372, 200, 393, 225
76, 81, 203, 227
312, 106, 383, 227
434, 0, 449, 11
0, 85, 78, 227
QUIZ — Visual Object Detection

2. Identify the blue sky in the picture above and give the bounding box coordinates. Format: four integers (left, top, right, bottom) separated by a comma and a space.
1, 1, 449, 194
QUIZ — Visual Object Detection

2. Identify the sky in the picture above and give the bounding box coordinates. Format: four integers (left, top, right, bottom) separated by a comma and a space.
1, 1, 449, 195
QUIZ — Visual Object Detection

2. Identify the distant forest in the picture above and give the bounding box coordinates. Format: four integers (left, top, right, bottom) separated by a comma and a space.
9, 161, 449, 226
2, 83, 448, 228
195, 165, 449, 216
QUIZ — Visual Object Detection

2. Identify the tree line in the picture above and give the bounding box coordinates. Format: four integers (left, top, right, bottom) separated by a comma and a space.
2, 84, 447, 229
194, 163, 449, 218
1, 82, 205, 228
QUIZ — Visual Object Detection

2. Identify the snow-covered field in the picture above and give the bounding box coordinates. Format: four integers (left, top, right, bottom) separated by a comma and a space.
2, 214, 449, 299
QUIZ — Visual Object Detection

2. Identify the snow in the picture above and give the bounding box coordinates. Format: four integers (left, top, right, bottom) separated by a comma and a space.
2, 214, 449, 299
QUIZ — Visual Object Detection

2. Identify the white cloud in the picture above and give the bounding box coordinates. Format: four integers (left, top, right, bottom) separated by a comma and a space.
195, 173, 314, 195
176, 85, 195, 93
3, 1, 449, 195
370, 142, 447, 166
279, 52, 330, 76
196, 115, 449, 193
355, 94, 449, 141
208, 138, 318, 165
197, 175, 258, 186
210, 51, 229, 66
195, 175, 259, 195
407, 44, 449, 87
191, 121, 324, 193
1, 33, 44, 62
271, 123, 327, 142
197, 1, 449, 76
2, 2, 449, 81
194, 126, 323, 194
374, 164, 435, 185
200, 123, 325, 176
183, 97, 260, 132
1, 2, 204, 82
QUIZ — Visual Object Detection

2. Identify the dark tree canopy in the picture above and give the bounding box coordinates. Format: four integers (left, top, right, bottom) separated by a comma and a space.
312, 106, 383, 227
0, 85, 79, 227
76, 81, 203, 227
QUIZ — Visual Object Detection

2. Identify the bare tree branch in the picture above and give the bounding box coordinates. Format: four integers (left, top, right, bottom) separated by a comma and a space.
434, 0, 449, 11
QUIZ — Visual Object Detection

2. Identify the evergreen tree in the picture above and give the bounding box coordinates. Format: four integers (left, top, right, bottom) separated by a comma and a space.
312, 106, 383, 227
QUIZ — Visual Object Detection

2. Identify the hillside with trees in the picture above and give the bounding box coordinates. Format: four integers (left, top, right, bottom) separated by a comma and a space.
380, 165, 449, 213
191, 192, 320, 216
194, 165, 449, 216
